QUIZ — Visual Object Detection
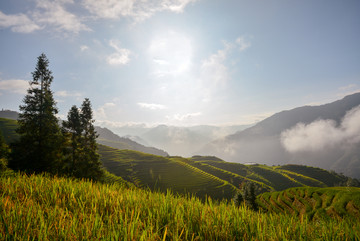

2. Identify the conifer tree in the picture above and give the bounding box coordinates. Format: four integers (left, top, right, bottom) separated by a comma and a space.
79, 98, 103, 180
62, 105, 82, 175
243, 182, 258, 211
233, 182, 258, 210
62, 99, 103, 180
9, 54, 63, 174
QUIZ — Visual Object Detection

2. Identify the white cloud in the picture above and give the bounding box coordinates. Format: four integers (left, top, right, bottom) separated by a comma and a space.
104, 102, 116, 108
33, 0, 91, 34
138, 102, 167, 110
148, 30, 193, 77
337, 84, 360, 99
339, 84, 357, 91
0, 79, 29, 94
199, 42, 232, 102
198, 36, 252, 102
167, 112, 202, 121
82, 0, 133, 19
82, 0, 197, 22
281, 105, 360, 152
163, 0, 197, 13
0, 10, 41, 33
55, 90, 82, 97
107, 40, 132, 66
80, 45, 89, 51
236, 35, 252, 51
201, 45, 230, 86
107, 52, 131, 65
95, 102, 117, 120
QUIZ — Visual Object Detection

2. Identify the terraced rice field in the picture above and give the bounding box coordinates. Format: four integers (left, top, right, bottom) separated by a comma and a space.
98, 145, 237, 200
258, 186, 360, 220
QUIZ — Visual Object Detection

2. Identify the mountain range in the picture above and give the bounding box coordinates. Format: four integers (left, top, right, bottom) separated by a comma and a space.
2, 92, 360, 178
199, 92, 360, 178
107, 124, 251, 157
95, 126, 168, 156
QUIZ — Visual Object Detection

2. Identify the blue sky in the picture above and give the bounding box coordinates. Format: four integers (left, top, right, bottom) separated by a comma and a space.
0, 0, 359, 128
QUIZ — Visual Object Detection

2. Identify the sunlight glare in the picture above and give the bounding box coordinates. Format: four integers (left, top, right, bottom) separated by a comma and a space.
148, 30, 193, 77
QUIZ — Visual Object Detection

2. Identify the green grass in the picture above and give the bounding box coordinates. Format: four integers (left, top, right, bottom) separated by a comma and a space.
1, 173, 359, 240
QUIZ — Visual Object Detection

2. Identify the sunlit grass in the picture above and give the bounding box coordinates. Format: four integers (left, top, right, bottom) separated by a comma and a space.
1, 173, 359, 240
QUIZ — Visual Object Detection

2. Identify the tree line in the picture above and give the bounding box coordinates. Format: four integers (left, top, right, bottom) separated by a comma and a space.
3, 53, 103, 180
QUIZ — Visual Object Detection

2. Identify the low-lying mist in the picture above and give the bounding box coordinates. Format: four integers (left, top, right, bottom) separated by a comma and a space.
281, 105, 360, 152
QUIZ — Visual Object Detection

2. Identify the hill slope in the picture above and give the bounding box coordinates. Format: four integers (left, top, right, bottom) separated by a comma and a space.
98, 145, 354, 201
200, 92, 360, 178
0, 118, 18, 144
95, 126, 168, 156
258, 186, 360, 220
98, 145, 237, 201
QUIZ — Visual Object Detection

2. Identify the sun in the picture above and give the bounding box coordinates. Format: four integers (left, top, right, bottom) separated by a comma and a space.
148, 30, 193, 77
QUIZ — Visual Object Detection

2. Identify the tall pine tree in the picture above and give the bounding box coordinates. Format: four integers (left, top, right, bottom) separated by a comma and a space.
62, 99, 103, 180
62, 105, 82, 175
9, 53, 63, 174
79, 98, 103, 180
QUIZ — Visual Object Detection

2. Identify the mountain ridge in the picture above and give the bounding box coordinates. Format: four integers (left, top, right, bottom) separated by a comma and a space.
200, 92, 360, 178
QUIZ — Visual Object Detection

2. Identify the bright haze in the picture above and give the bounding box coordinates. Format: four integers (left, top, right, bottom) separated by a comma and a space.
0, 0, 360, 128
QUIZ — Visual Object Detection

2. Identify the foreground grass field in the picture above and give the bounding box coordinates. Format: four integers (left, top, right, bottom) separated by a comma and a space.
1, 173, 359, 240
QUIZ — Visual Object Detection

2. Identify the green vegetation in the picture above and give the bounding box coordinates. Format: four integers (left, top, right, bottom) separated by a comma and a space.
99, 145, 358, 200
1, 53, 359, 240
1, 173, 359, 240
0, 118, 18, 144
258, 186, 360, 220
98, 145, 237, 201
9, 53, 63, 174
62, 99, 103, 180
6, 54, 103, 181
97, 147, 359, 201
277, 165, 344, 186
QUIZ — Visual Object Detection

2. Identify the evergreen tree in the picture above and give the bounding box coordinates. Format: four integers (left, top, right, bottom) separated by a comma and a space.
233, 190, 244, 207
9, 54, 63, 174
62, 105, 82, 175
79, 98, 103, 180
233, 182, 258, 210
62, 99, 103, 180
243, 182, 258, 211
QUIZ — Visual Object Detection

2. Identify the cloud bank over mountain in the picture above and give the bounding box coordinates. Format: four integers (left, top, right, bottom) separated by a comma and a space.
281, 105, 360, 152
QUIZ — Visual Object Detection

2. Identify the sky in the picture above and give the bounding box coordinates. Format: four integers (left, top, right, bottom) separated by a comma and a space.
0, 0, 359, 128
